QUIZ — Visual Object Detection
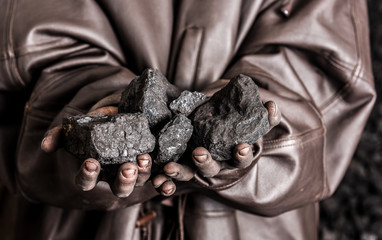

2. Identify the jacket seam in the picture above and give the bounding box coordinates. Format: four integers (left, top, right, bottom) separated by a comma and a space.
263, 127, 324, 146
282, 48, 315, 104
320, 0, 364, 113
2, 0, 12, 60
236, 46, 354, 77
0, 38, 77, 61
263, 130, 324, 150
191, 27, 205, 91
4, 0, 25, 88
2, 0, 14, 89
351, 0, 375, 86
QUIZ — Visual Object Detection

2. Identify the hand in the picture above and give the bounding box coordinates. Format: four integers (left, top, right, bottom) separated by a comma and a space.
152, 100, 281, 196
41, 106, 153, 198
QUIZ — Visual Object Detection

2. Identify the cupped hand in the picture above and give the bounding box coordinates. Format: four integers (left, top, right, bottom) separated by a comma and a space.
151, 142, 258, 197
152, 100, 281, 196
40, 106, 153, 198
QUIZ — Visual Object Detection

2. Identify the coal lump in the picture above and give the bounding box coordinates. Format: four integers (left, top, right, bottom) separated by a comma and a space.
63, 113, 155, 165
156, 115, 193, 165
191, 74, 270, 161
169, 90, 206, 116
118, 68, 174, 128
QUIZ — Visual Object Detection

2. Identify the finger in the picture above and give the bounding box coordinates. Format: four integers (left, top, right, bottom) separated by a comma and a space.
88, 93, 122, 113
88, 106, 118, 115
160, 180, 176, 197
152, 174, 176, 196
75, 159, 101, 191
192, 147, 222, 178
163, 162, 193, 181
41, 126, 63, 153
111, 162, 138, 198
136, 154, 152, 186
264, 101, 281, 128
232, 143, 254, 168
152, 174, 170, 188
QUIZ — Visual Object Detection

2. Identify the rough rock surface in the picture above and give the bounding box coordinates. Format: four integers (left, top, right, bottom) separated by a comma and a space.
63, 113, 155, 165
156, 115, 193, 165
169, 90, 206, 116
191, 74, 270, 161
118, 68, 176, 128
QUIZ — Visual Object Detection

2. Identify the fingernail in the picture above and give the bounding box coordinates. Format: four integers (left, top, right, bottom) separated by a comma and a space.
85, 161, 97, 173
267, 102, 274, 112
41, 136, 52, 151
138, 159, 149, 168
239, 147, 250, 156
162, 186, 175, 195
272, 103, 278, 116
41, 137, 47, 150
122, 169, 136, 178
267, 101, 277, 116
166, 172, 179, 177
193, 154, 207, 163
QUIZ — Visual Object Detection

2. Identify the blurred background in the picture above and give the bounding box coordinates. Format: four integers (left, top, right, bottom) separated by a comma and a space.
319, 0, 382, 239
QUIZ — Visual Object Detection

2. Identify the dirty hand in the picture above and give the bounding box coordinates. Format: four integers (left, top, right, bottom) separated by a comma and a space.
40, 106, 152, 198
152, 101, 281, 197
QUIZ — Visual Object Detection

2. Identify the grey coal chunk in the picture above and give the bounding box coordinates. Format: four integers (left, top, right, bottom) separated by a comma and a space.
190, 74, 270, 161
169, 90, 207, 116
155, 115, 193, 165
63, 113, 156, 165
118, 68, 176, 128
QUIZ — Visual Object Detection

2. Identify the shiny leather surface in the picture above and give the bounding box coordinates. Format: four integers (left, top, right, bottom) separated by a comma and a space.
0, 0, 376, 239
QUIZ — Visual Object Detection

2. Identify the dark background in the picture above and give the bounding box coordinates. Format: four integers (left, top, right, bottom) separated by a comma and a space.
319, 0, 382, 239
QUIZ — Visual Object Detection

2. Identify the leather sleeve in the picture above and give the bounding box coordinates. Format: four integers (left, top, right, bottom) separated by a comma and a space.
193, 0, 376, 216
3, 0, 159, 210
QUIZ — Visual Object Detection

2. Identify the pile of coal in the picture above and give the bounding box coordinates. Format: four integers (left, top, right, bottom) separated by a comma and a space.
63, 113, 155, 165
190, 74, 270, 161
63, 69, 271, 166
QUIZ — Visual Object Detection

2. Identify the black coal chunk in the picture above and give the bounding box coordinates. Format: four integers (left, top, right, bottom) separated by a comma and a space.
169, 90, 206, 116
118, 68, 176, 128
63, 113, 155, 165
190, 74, 270, 161
155, 115, 193, 165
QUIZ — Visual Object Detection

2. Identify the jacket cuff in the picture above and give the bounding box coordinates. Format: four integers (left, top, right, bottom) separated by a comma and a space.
193, 138, 263, 191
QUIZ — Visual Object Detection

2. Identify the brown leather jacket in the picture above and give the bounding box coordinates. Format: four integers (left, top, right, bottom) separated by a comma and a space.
0, 0, 376, 239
